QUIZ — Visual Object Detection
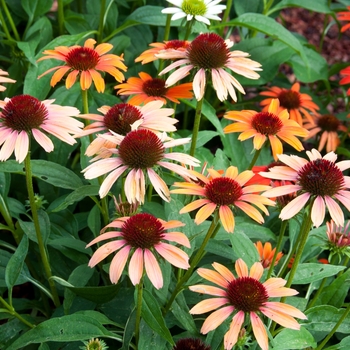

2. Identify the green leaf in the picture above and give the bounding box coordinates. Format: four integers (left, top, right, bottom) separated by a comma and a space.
183, 130, 219, 152
172, 294, 197, 334
7, 314, 121, 350
325, 336, 350, 350
17, 39, 40, 66
67, 284, 121, 304
138, 319, 169, 349
5, 235, 29, 289
272, 327, 317, 349
126, 6, 169, 26
141, 289, 174, 345
119, 308, 137, 350
21, 0, 53, 21
289, 263, 346, 284
268, 0, 331, 15
0, 160, 83, 190
18, 210, 50, 245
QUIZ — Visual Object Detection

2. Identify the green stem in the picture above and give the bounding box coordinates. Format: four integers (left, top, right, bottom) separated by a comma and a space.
0, 194, 19, 244
315, 303, 350, 350
247, 148, 262, 170
134, 275, 144, 347
163, 212, 221, 315
97, 0, 106, 43
183, 20, 194, 40
0, 0, 20, 40
266, 220, 287, 279
0, 296, 35, 329
189, 97, 204, 157
24, 152, 60, 307
0, 3, 13, 41
219, 0, 232, 37
57, 0, 65, 36
157, 14, 172, 74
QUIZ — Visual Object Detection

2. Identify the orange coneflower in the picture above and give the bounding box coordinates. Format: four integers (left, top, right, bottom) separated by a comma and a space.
260, 149, 350, 227
157, 32, 261, 101
189, 259, 307, 350
303, 114, 347, 152
171, 166, 275, 233
115, 72, 193, 105
339, 66, 350, 96
255, 241, 283, 268
0, 95, 82, 163
87, 213, 190, 289
260, 83, 319, 126
337, 6, 350, 32
0, 69, 16, 92
37, 38, 127, 93
223, 99, 308, 160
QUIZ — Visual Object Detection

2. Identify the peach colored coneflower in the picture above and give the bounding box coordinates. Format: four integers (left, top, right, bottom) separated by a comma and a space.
171, 166, 275, 233
254, 241, 283, 268
303, 114, 347, 152
223, 99, 308, 160
83, 129, 200, 203
260, 149, 350, 227
337, 6, 350, 32
260, 83, 319, 126
135, 40, 190, 65
37, 38, 127, 93
0, 69, 16, 92
172, 338, 211, 350
115, 72, 193, 105
189, 259, 307, 350
162, 0, 226, 25
0, 95, 82, 163
339, 66, 350, 96
75, 100, 178, 156
86, 213, 190, 289
157, 32, 261, 101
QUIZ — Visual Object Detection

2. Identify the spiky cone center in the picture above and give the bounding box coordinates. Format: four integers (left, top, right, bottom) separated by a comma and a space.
66, 47, 99, 71
205, 177, 243, 206
298, 158, 344, 197
278, 90, 301, 110
251, 112, 283, 135
227, 276, 268, 312
188, 33, 229, 69
173, 338, 211, 350
1, 95, 48, 131
122, 213, 164, 249
104, 104, 143, 135
165, 40, 190, 50
142, 78, 168, 97
317, 114, 340, 132
118, 129, 164, 168
181, 0, 207, 16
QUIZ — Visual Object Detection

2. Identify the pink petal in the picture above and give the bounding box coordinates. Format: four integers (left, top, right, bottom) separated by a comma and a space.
86, 231, 122, 247
311, 196, 325, 227
212, 262, 235, 283
201, 305, 234, 334
224, 311, 245, 350
14, 131, 30, 163
260, 306, 301, 330
0, 131, 17, 161
144, 249, 163, 289
190, 297, 229, 314
189, 284, 227, 296
325, 196, 344, 227
154, 242, 189, 269
249, 262, 264, 280
263, 302, 307, 320
162, 232, 190, 248
109, 245, 131, 283
279, 193, 310, 221
88, 240, 126, 267
250, 312, 268, 350
32, 129, 54, 152
128, 248, 144, 286
99, 166, 128, 198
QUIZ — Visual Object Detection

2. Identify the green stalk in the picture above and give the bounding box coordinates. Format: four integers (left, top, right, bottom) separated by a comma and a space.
218, 0, 232, 37
157, 14, 172, 74
0, 4, 13, 41
0, 194, 19, 244
97, 0, 106, 43
163, 211, 221, 315
189, 96, 204, 157
134, 274, 144, 347
0, 0, 20, 41
183, 19, 194, 40
247, 148, 262, 170
57, 0, 65, 36
0, 296, 35, 328
24, 152, 60, 307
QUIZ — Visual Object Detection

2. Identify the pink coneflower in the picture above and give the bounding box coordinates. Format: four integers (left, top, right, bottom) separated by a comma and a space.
83, 129, 200, 203
86, 213, 190, 289
0, 95, 82, 163
157, 32, 261, 101
324, 220, 350, 262
171, 166, 275, 233
75, 100, 178, 156
37, 38, 127, 93
189, 259, 307, 350
172, 338, 211, 350
260, 149, 350, 227
0, 69, 16, 92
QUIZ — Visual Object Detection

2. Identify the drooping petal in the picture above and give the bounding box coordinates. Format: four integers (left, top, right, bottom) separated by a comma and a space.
144, 249, 163, 289
128, 248, 144, 286
250, 312, 268, 350
200, 305, 234, 334
109, 245, 131, 284
190, 297, 229, 314
224, 311, 245, 350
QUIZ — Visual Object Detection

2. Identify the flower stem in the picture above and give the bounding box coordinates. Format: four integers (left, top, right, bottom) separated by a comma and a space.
97, 0, 106, 43
315, 303, 350, 350
189, 97, 204, 157
157, 14, 172, 74
57, 0, 65, 36
266, 220, 287, 279
0, 296, 35, 329
24, 152, 60, 307
134, 275, 144, 347
247, 148, 262, 170
0, 194, 19, 244
0, 0, 20, 41
183, 20, 194, 40
163, 212, 220, 315
219, 0, 232, 37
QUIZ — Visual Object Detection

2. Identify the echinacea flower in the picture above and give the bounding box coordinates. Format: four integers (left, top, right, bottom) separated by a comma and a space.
260, 149, 350, 227
171, 166, 275, 233
37, 38, 127, 93
337, 6, 350, 32
157, 32, 262, 102
162, 0, 226, 25
115, 72, 193, 105
324, 220, 350, 261
255, 241, 283, 268
189, 259, 307, 350
80, 338, 108, 350
0, 69, 16, 92
83, 129, 200, 203
339, 66, 350, 96
75, 100, 179, 156
260, 83, 319, 126
86, 213, 190, 289
0, 95, 82, 163
172, 338, 210, 350
303, 114, 347, 152
224, 99, 308, 160
135, 40, 190, 65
